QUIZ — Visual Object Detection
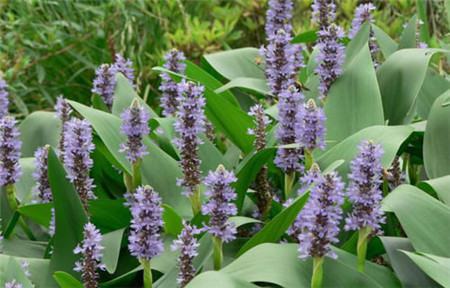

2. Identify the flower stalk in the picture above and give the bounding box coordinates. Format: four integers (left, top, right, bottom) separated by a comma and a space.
312, 257, 324, 288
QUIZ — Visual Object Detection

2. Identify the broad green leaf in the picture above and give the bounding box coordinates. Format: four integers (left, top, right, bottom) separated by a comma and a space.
377, 49, 445, 125
225, 244, 399, 288
162, 204, 183, 236
234, 148, 276, 210
418, 175, 450, 205
344, 22, 370, 66
47, 148, 88, 283
325, 37, 384, 146
19, 111, 60, 157
423, 91, 450, 178
68, 101, 191, 217
237, 193, 309, 256
0, 257, 34, 288
187, 271, 259, 288
15, 158, 36, 204
292, 30, 317, 44
101, 228, 125, 274
0, 255, 51, 287
215, 77, 269, 96
402, 251, 450, 288
398, 16, 418, 49
416, 69, 450, 119
229, 216, 261, 228
318, 125, 414, 180
203, 48, 265, 80
18, 203, 53, 227
381, 237, 437, 287
53, 271, 83, 288
382, 185, 450, 257
2, 238, 47, 258
372, 25, 398, 58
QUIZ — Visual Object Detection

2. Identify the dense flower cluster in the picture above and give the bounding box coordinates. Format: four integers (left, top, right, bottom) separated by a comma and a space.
248, 104, 272, 216
127, 185, 164, 261
202, 165, 237, 242
274, 86, 304, 173
0, 116, 22, 186
120, 101, 150, 163
171, 222, 201, 287
296, 99, 326, 151
312, 0, 336, 29
55, 96, 72, 162
265, 0, 294, 37
173, 81, 206, 197
292, 168, 344, 259
349, 3, 378, 65
0, 77, 9, 118
114, 53, 135, 85
160, 49, 186, 116
92, 64, 116, 109
315, 24, 345, 99
74, 222, 105, 288
345, 140, 385, 234
64, 118, 96, 209
4, 280, 23, 288
33, 146, 52, 203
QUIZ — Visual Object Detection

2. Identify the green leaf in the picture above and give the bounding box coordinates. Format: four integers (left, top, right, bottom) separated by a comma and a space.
0, 255, 51, 287
162, 204, 183, 236
229, 216, 261, 228
18, 203, 52, 227
53, 271, 83, 288
325, 32, 384, 146
234, 148, 276, 210
401, 251, 450, 288
292, 30, 317, 44
423, 91, 450, 178
101, 228, 125, 274
382, 185, 450, 257
380, 237, 437, 287
215, 77, 269, 96
237, 193, 309, 256
0, 257, 35, 288
318, 125, 414, 180
377, 48, 445, 125
416, 69, 450, 119
47, 148, 88, 283
187, 271, 260, 288
418, 175, 450, 205
68, 101, 191, 217
224, 244, 399, 288
2, 238, 47, 258
19, 111, 60, 157
15, 158, 36, 204
398, 16, 418, 49
372, 24, 398, 59
203, 48, 265, 80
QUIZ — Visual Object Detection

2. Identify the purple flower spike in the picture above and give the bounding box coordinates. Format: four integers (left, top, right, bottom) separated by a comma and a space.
55, 96, 72, 163
5, 280, 23, 288
74, 222, 105, 288
265, 0, 294, 37
296, 99, 326, 151
171, 221, 201, 287
174, 80, 206, 197
113, 53, 135, 85
33, 145, 52, 203
127, 185, 164, 261
275, 86, 304, 173
92, 64, 116, 109
202, 165, 237, 243
63, 118, 96, 210
0, 116, 22, 186
315, 24, 345, 99
261, 29, 303, 97
291, 165, 345, 259
312, 0, 336, 29
0, 77, 10, 118
160, 49, 186, 116
120, 100, 150, 163
345, 140, 386, 234
349, 3, 378, 65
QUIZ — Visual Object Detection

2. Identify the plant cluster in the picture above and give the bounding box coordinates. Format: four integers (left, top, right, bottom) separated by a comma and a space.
0, 0, 450, 288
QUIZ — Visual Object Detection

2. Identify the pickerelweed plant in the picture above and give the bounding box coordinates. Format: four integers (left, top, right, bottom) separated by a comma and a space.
1, 0, 449, 288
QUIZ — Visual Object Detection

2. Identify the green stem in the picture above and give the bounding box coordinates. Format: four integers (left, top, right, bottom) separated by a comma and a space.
284, 172, 295, 200
5, 185, 35, 240
132, 159, 142, 189
311, 257, 324, 288
141, 259, 152, 288
213, 236, 223, 270
304, 149, 314, 171
190, 186, 201, 215
357, 227, 371, 272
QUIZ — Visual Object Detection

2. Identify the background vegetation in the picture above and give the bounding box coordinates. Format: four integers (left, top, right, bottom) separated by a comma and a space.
0, 0, 449, 117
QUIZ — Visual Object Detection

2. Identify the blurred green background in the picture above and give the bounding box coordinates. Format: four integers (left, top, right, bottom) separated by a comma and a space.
1, 0, 449, 117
